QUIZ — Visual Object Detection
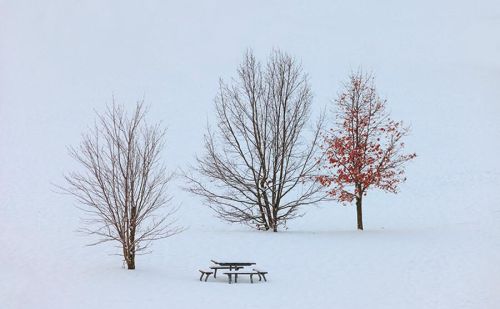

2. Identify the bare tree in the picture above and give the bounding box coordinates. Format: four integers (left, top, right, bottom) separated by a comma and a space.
186, 50, 325, 232
62, 102, 182, 269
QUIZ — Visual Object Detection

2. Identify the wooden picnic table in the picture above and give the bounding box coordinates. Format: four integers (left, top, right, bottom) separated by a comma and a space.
210, 260, 256, 278
211, 260, 256, 269
199, 260, 267, 283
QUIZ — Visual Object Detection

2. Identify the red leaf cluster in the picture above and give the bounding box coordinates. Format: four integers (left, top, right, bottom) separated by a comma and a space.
317, 72, 416, 203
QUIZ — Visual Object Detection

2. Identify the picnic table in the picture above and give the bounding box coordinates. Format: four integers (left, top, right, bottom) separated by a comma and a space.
200, 260, 267, 283
211, 260, 256, 269
210, 260, 256, 278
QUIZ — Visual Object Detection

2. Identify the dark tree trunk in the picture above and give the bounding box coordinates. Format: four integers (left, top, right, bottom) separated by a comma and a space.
268, 215, 278, 232
123, 245, 136, 270
127, 254, 135, 270
356, 195, 363, 230
272, 204, 278, 232
128, 208, 137, 270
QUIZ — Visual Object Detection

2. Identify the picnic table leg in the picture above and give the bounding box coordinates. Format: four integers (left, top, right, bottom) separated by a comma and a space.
214, 269, 217, 278
205, 273, 210, 282
235, 274, 238, 283
250, 274, 253, 284
261, 274, 267, 282
199, 272, 204, 281
228, 274, 232, 284
257, 273, 262, 281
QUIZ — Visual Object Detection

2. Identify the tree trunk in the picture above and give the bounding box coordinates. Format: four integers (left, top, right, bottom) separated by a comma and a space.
123, 245, 136, 270
272, 203, 278, 232
356, 195, 363, 230
128, 208, 137, 270
126, 253, 135, 270
269, 216, 278, 232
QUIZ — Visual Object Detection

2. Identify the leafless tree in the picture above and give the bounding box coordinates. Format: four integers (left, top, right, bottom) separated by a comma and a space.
62, 102, 182, 269
186, 50, 325, 232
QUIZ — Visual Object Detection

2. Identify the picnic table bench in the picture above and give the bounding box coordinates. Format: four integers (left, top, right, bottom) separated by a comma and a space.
198, 269, 213, 281
224, 269, 268, 284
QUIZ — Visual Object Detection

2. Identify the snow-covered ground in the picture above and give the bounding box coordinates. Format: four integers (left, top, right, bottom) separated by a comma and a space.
4, 169, 500, 308
1, 1, 499, 308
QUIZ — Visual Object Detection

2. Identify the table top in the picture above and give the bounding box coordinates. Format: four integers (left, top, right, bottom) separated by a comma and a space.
211, 260, 256, 266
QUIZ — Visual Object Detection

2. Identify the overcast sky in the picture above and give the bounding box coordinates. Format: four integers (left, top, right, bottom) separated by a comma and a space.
1, 0, 499, 225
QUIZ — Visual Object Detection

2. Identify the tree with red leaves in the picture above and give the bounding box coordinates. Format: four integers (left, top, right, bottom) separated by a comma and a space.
318, 72, 416, 230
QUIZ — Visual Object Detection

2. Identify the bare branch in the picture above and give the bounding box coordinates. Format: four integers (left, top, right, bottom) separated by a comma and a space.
185, 49, 326, 232
60, 100, 183, 269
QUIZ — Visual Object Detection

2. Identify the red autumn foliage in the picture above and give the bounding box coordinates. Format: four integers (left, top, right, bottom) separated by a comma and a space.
318, 72, 416, 228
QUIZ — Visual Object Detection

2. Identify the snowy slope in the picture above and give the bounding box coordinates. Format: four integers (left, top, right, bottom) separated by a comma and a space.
1, 0, 500, 308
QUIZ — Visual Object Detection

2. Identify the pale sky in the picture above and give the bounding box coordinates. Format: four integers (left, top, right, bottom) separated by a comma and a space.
1, 0, 499, 223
